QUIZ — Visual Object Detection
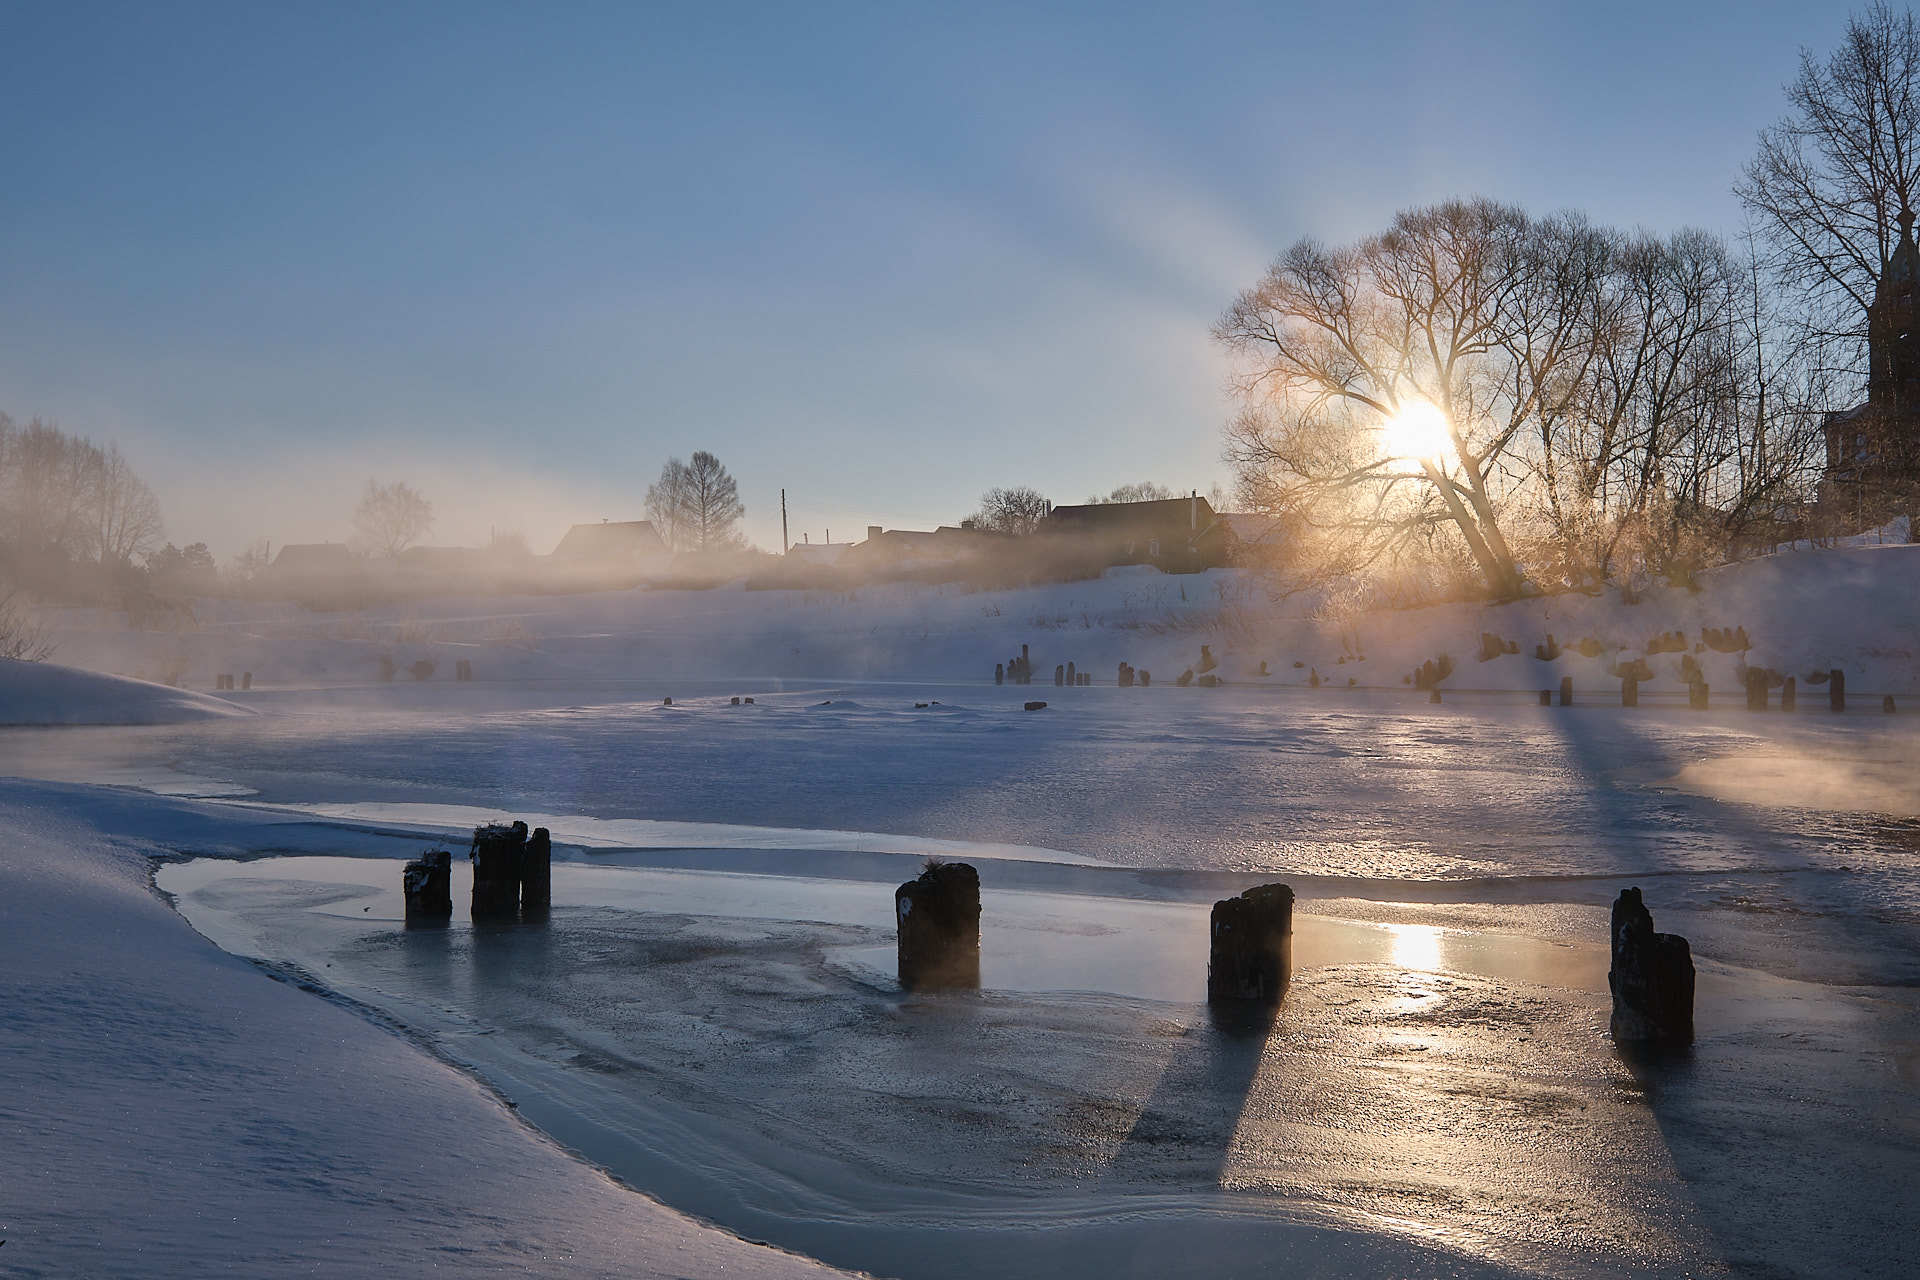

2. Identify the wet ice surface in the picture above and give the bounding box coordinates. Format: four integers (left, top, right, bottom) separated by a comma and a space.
17, 679, 1920, 1276
161, 852, 1917, 1280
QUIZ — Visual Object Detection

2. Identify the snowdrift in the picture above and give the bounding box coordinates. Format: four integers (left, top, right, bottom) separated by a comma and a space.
0, 660, 252, 725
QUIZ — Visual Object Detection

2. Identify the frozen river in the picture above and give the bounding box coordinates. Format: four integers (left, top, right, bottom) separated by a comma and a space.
10, 678, 1920, 1277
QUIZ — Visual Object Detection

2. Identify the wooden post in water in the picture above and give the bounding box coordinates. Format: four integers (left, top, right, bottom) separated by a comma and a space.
1539, 689, 1552, 706
1608, 887, 1694, 1046
521, 827, 552, 914
402, 849, 453, 925
1689, 681, 1709, 710
896, 861, 980, 991
1622, 675, 1638, 707
1831, 669, 1846, 712
1745, 668, 1768, 711
1559, 676, 1573, 707
470, 821, 528, 919
1782, 676, 1796, 711
1207, 884, 1294, 1006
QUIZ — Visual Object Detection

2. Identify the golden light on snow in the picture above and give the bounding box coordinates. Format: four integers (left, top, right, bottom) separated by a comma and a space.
1379, 399, 1454, 464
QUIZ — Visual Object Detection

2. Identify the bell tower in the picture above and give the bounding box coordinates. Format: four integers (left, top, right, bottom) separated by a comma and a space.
1868, 207, 1920, 419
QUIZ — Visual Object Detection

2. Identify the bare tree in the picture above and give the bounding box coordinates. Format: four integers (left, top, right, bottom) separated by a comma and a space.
0, 591, 52, 662
1086, 482, 1175, 504
1738, 2, 1920, 375
646, 452, 745, 552
351, 479, 433, 557
94, 445, 163, 565
1216, 199, 1567, 597
964, 486, 1051, 535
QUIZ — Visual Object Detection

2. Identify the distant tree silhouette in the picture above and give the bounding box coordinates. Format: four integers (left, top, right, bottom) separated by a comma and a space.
1086, 482, 1174, 504
963, 486, 1050, 535
647, 451, 744, 552
352, 479, 433, 557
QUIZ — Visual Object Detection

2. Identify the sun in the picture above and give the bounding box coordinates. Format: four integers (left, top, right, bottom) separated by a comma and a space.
1379, 399, 1455, 464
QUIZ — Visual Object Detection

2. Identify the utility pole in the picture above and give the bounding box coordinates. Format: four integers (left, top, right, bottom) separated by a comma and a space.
781, 488, 789, 554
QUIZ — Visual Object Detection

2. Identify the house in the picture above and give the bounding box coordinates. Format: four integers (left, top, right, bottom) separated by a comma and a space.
1821, 208, 1920, 530
784, 540, 855, 567
549, 520, 669, 567
1040, 494, 1236, 573
848, 524, 999, 570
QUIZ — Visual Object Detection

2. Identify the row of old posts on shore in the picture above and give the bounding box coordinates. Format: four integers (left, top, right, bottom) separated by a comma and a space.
377, 656, 477, 683
1537, 667, 1882, 712
995, 643, 1161, 687
213, 672, 253, 691
408, 824, 1692, 1051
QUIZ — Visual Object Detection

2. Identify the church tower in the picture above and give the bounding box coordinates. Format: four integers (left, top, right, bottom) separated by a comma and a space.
1868, 207, 1920, 419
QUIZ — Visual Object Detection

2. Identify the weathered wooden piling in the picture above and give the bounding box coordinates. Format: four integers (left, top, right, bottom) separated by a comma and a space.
1118, 662, 1134, 687
1021, 644, 1031, 684
1055, 665, 1065, 686
1138, 670, 1150, 687
1559, 676, 1573, 707
402, 849, 453, 924
1429, 688, 1442, 703
895, 861, 981, 991
1745, 668, 1768, 711
1622, 675, 1638, 707
1688, 680, 1709, 710
1782, 676, 1796, 710
1886, 694, 1898, 714
1831, 669, 1846, 712
1608, 887, 1694, 1047
521, 827, 551, 913
1066, 661, 1076, 685
1539, 689, 1552, 705
1207, 883, 1294, 1005
1024, 700, 1047, 711
241, 672, 252, 690
1080, 672, 1090, 687
995, 662, 1004, 685
470, 821, 528, 919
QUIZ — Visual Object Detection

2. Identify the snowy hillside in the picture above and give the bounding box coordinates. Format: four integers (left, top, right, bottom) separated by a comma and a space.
34, 542, 1920, 699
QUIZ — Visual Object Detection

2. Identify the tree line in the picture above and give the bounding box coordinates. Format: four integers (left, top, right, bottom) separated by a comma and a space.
1218, 4, 1917, 600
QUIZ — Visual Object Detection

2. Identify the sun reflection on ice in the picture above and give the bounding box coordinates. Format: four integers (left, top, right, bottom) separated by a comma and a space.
1387, 923, 1443, 972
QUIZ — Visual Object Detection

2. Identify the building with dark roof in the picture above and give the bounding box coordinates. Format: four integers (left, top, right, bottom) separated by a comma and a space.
549, 520, 669, 565
1041, 494, 1235, 573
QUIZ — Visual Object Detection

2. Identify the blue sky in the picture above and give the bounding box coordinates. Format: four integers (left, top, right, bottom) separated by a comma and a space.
0, 0, 1868, 554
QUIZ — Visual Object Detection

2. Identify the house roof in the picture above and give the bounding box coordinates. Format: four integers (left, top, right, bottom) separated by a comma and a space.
271, 542, 354, 571
551, 521, 667, 560
1046, 496, 1216, 531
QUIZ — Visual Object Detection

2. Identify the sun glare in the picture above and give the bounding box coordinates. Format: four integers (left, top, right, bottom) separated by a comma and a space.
1379, 400, 1455, 464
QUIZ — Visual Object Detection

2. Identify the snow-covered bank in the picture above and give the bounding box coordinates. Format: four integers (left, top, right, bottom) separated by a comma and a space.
0, 659, 250, 725
35, 542, 1920, 701
0, 783, 853, 1278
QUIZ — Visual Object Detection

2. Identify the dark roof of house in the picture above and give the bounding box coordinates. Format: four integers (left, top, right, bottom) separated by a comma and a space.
1045, 496, 1217, 531
551, 521, 667, 560
271, 542, 355, 570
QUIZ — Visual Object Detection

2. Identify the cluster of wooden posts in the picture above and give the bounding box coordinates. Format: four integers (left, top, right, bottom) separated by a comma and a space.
993, 642, 1156, 688
894, 861, 1695, 1047
402, 820, 551, 924
213, 672, 252, 691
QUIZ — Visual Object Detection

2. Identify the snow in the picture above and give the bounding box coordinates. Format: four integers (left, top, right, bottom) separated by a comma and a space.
9, 542, 1920, 1276
0, 781, 854, 1278
0, 659, 251, 726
